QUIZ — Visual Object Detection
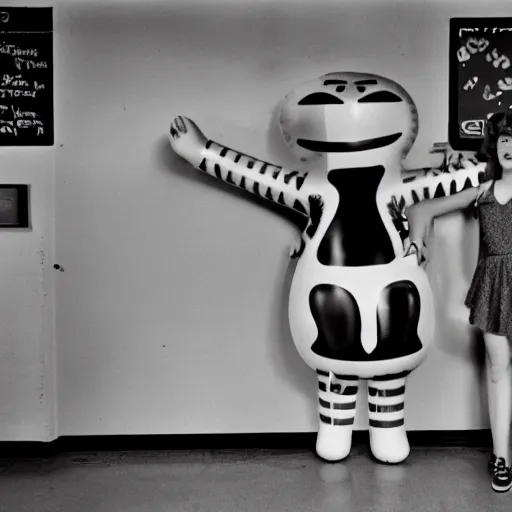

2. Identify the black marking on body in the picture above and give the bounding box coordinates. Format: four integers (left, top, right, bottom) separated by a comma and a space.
369, 419, 404, 428
220, 147, 228, 157
293, 200, 307, 215
297, 133, 401, 153
240, 177, 246, 190
272, 168, 282, 179
278, 192, 286, 205
247, 160, 254, 169
199, 158, 207, 172
296, 174, 306, 190
355, 79, 378, 86
206, 140, 212, 149
260, 163, 268, 175
433, 183, 446, 198
253, 182, 260, 196
317, 166, 394, 267
310, 280, 422, 362
320, 415, 354, 426
226, 171, 235, 184
284, 171, 299, 184
299, 92, 343, 105
411, 190, 420, 203
265, 187, 273, 201
214, 163, 222, 179
463, 177, 473, 189
368, 386, 406, 397
234, 154, 241, 163
324, 79, 347, 86
358, 91, 403, 103
371, 371, 410, 381
368, 402, 404, 413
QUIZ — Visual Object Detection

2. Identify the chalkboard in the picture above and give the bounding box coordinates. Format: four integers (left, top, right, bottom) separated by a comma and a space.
0, 7, 53, 146
449, 18, 512, 152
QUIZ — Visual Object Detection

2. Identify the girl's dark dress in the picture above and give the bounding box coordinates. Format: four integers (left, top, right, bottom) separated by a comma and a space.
465, 180, 512, 336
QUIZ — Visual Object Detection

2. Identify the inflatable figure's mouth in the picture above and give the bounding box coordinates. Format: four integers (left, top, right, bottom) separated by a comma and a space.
297, 132, 402, 152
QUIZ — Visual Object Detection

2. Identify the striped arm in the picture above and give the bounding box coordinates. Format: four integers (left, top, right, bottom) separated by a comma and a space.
316, 370, 359, 427
367, 371, 409, 429
196, 139, 312, 216
169, 115, 314, 216
397, 166, 486, 208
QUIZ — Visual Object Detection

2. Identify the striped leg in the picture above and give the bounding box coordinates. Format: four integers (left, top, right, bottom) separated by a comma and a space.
316, 370, 359, 462
368, 371, 410, 464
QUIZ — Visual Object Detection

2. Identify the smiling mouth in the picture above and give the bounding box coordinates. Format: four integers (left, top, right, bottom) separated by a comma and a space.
504, 153, 512, 160
297, 132, 402, 152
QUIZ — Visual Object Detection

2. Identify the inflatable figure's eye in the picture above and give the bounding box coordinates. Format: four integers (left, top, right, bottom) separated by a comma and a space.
358, 91, 403, 103
299, 93, 344, 105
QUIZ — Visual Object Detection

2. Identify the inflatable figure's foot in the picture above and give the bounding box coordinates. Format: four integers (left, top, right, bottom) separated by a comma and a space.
369, 424, 410, 464
316, 422, 353, 462
315, 372, 359, 462
368, 373, 410, 464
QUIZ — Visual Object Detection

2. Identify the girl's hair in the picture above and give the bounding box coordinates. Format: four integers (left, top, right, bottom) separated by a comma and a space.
477, 112, 512, 180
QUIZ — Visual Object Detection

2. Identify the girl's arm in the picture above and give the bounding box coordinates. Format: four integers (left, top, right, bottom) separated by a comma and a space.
404, 186, 479, 262
169, 116, 317, 218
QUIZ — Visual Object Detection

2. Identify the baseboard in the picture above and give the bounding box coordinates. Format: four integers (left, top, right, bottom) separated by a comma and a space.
0, 430, 493, 458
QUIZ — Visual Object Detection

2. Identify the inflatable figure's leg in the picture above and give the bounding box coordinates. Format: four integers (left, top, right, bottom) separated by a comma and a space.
367, 371, 410, 464
316, 370, 359, 462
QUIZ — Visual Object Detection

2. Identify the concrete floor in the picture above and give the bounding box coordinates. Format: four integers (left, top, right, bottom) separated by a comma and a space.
0, 446, 510, 511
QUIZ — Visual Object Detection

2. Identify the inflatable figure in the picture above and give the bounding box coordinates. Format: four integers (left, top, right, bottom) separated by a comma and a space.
168, 72, 486, 463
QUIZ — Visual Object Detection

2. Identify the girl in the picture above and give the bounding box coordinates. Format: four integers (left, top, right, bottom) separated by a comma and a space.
406, 112, 512, 493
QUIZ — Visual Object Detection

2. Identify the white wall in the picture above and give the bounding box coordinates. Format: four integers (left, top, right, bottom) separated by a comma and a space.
0, 0, 56, 441
3, 0, 512, 440
0, 151, 56, 441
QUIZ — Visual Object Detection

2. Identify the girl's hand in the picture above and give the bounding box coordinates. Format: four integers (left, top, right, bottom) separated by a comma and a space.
403, 240, 428, 266
404, 203, 431, 264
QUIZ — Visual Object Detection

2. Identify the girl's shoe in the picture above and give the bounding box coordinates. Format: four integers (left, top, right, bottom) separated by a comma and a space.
489, 455, 512, 492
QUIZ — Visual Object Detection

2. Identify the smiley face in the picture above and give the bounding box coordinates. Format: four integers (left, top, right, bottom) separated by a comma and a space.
279, 72, 419, 163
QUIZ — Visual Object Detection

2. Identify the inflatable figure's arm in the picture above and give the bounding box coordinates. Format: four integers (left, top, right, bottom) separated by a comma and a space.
389, 165, 486, 263
399, 165, 486, 207
169, 116, 314, 218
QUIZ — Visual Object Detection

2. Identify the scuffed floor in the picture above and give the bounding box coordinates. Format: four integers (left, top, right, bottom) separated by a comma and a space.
0, 446, 510, 511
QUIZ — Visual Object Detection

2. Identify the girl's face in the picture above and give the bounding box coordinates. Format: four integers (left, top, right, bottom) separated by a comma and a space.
497, 134, 512, 170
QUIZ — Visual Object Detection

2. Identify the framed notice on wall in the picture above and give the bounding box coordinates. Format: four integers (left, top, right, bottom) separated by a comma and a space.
0, 7, 53, 146
449, 18, 512, 152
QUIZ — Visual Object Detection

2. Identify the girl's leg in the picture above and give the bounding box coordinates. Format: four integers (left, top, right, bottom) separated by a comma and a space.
483, 332, 512, 465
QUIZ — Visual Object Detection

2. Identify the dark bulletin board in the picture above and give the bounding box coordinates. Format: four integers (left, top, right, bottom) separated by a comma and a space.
449, 18, 512, 151
0, 7, 53, 146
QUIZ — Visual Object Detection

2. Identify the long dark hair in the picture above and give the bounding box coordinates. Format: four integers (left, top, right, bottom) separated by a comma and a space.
477, 112, 512, 180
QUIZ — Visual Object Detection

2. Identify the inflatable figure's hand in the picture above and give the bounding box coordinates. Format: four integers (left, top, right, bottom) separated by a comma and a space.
169, 116, 208, 168
289, 236, 306, 259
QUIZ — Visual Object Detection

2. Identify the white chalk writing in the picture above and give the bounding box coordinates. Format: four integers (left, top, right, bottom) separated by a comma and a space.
13, 57, 47, 71
0, 43, 38, 57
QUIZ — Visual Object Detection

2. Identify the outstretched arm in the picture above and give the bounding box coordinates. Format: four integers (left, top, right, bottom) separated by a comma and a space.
169, 116, 316, 218
399, 165, 485, 207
